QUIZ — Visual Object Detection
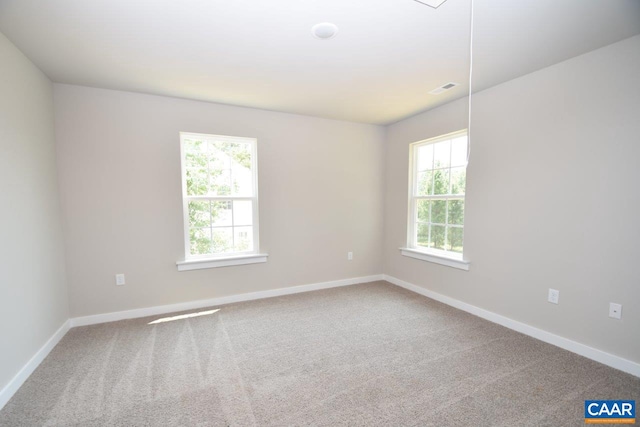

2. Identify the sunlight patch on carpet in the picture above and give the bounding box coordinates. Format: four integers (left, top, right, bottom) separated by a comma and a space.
148, 309, 220, 325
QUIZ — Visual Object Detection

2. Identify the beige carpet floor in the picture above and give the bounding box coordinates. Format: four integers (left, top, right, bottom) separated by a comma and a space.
0, 281, 638, 426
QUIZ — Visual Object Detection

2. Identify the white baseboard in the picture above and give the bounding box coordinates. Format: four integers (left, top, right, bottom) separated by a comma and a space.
383, 275, 640, 378
10, 272, 633, 415
0, 319, 71, 411
0, 274, 384, 411
71, 274, 385, 327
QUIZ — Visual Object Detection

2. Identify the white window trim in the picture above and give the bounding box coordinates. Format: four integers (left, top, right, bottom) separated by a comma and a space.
177, 253, 268, 271
399, 247, 469, 271
406, 129, 470, 270
177, 132, 267, 271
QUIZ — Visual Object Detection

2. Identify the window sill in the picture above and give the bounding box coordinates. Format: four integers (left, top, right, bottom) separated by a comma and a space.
399, 247, 470, 271
176, 253, 268, 271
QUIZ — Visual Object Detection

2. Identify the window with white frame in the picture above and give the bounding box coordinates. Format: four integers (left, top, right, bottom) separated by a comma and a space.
408, 130, 467, 260
180, 132, 259, 260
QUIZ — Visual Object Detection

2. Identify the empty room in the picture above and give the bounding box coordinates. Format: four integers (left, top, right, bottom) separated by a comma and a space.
1, 0, 639, 425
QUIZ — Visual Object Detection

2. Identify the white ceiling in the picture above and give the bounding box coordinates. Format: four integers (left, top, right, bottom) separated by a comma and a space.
0, 0, 638, 125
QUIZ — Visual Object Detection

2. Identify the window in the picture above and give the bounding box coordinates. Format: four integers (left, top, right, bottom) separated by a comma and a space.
403, 130, 469, 269
177, 132, 266, 271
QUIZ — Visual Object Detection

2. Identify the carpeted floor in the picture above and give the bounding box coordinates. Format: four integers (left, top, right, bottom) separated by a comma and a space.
0, 281, 638, 426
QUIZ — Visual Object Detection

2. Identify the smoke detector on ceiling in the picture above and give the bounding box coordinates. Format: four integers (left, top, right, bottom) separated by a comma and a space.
429, 82, 458, 95
312, 23, 339, 40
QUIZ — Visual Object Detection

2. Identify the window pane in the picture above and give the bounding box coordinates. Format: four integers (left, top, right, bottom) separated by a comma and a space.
433, 140, 451, 168
416, 200, 430, 222
417, 171, 433, 195
448, 227, 464, 253
432, 200, 446, 224
211, 140, 252, 192
208, 143, 231, 170
433, 169, 450, 195
451, 136, 468, 167
448, 200, 464, 225
185, 140, 256, 197
416, 144, 433, 171
233, 200, 253, 226
211, 201, 232, 227
190, 227, 211, 255
231, 161, 253, 196
211, 227, 233, 253
184, 140, 207, 168
182, 134, 258, 259
450, 167, 466, 195
215, 142, 252, 169
432, 224, 446, 251
210, 169, 232, 196
186, 168, 208, 196
416, 223, 430, 248
188, 200, 211, 228
408, 132, 467, 256
234, 226, 253, 252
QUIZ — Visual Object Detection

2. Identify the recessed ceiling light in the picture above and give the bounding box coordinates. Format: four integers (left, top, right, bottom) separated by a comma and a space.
312, 23, 339, 40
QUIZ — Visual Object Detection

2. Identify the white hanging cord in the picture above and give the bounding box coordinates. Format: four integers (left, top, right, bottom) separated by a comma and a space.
467, 0, 474, 164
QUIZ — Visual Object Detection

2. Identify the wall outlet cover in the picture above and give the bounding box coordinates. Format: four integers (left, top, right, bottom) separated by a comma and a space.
609, 302, 622, 320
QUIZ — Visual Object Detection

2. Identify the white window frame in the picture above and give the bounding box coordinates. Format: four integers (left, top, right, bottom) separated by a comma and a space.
401, 130, 470, 271
176, 132, 267, 271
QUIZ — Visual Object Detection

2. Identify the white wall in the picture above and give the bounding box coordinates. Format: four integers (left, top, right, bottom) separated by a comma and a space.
5, 24, 636, 392
384, 35, 640, 364
54, 85, 385, 317
0, 33, 69, 391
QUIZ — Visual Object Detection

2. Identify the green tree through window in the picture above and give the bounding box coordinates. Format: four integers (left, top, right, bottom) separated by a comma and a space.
410, 131, 467, 256
180, 133, 258, 258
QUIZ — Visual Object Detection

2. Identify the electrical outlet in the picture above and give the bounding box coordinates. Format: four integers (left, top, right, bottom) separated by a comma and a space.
115, 274, 125, 286
347, 251, 353, 261
609, 303, 622, 320
548, 288, 559, 304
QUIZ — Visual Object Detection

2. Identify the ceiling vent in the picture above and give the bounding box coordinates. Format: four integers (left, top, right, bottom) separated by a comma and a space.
429, 82, 458, 95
